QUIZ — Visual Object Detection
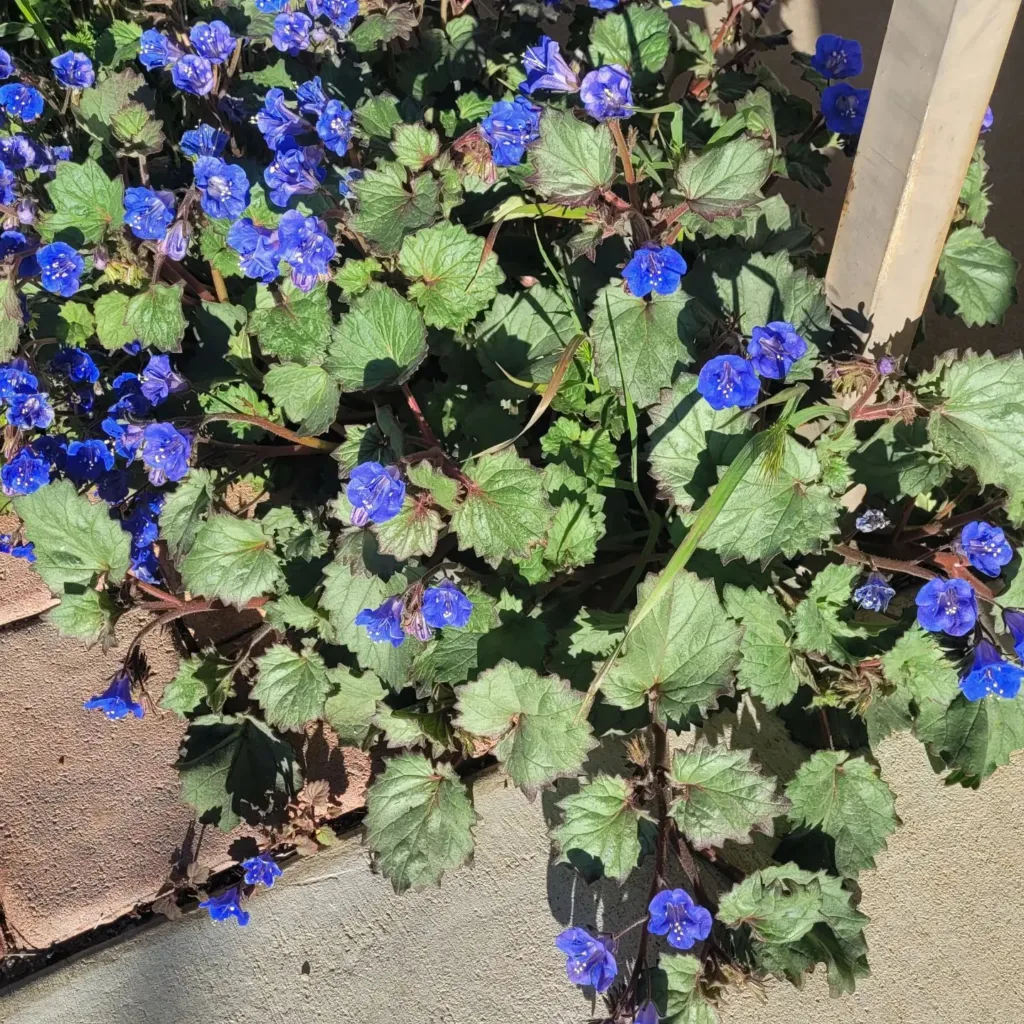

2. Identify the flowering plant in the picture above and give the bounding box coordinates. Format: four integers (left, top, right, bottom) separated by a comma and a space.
0, 0, 1020, 1018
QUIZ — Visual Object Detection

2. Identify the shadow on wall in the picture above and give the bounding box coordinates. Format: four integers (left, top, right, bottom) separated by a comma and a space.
706, 0, 1024, 364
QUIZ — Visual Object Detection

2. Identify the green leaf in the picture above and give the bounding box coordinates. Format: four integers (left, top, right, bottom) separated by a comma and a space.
160, 655, 228, 717
320, 560, 424, 687
675, 137, 774, 221
43, 588, 116, 645
41, 158, 124, 245
323, 668, 387, 745
669, 740, 787, 849
455, 660, 596, 794
96, 20, 143, 68
915, 691, 1024, 785
723, 586, 809, 709
528, 110, 616, 207
590, 285, 699, 409
335, 256, 382, 297
176, 713, 302, 831
198, 382, 272, 440
240, 61, 295, 89
349, 3, 417, 49
392, 122, 441, 170
647, 375, 753, 512
76, 68, 146, 146
251, 643, 333, 730
542, 491, 606, 572
56, 302, 96, 347
372, 495, 444, 560
552, 774, 648, 882
351, 162, 440, 255
398, 222, 504, 330
93, 284, 187, 353
603, 570, 741, 722
250, 282, 332, 365
958, 142, 990, 226
406, 460, 459, 512
655, 954, 719, 1024
785, 751, 899, 876
451, 449, 553, 564
0, 280, 24, 359
325, 284, 428, 392
918, 351, 1024, 522
180, 515, 283, 607
792, 563, 865, 662
365, 753, 476, 891
110, 101, 164, 156
355, 94, 403, 140
541, 418, 618, 482
849, 419, 952, 500
589, 4, 671, 75
695, 436, 839, 565
263, 363, 339, 436
937, 225, 1018, 327
881, 626, 959, 706
13, 481, 131, 593
717, 866, 826, 944
159, 469, 215, 561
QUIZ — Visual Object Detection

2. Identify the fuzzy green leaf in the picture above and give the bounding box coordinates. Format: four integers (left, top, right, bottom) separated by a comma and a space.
785, 751, 899, 876
159, 469, 215, 561
365, 753, 476, 891
351, 162, 440, 255
41, 159, 124, 245
937, 225, 1018, 327
717, 866, 826, 944
13, 480, 131, 593
792, 564, 865, 662
43, 588, 116, 645
675, 137, 774, 221
94, 284, 187, 353
552, 774, 648, 881
263, 363, 339, 436
669, 741, 788, 849
180, 515, 283, 607
406, 460, 459, 511
589, 4, 671, 75
529, 110, 616, 207
160, 655, 228, 717
392, 122, 441, 170
0, 280, 23, 359
250, 282, 332, 365
604, 570, 741, 722
56, 302, 95, 347
655, 954, 719, 1024
881, 626, 959, 706
398, 222, 504, 330
325, 284, 428, 392
455, 660, 596, 794
251, 644, 333, 730
323, 668, 387, 746
373, 496, 444, 560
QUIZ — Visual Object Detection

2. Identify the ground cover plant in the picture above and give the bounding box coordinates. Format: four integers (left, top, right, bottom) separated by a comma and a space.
0, 0, 1021, 1019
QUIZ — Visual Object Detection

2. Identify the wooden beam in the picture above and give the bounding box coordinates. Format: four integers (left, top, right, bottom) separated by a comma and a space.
825, 0, 1021, 351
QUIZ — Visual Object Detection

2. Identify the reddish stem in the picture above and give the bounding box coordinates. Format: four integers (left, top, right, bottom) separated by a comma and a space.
402, 383, 440, 449
199, 413, 338, 452
134, 580, 183, 606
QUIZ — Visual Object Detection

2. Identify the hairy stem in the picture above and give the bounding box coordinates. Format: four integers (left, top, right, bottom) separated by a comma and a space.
199, 413, 338, 452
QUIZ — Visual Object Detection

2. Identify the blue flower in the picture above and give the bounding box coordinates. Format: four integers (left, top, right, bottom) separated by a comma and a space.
29, 433, 67, 470
109, 373, 154, 419
0, 534, 35, 562
124, 187, 176, 241
1, 448, 50, 495
959, 639, 1024, 701
635, 1002, 659, 1024
273, 12, 312, 55
696, 355, 760, 410
346, 461, 405, 525
171, 54, 215, 97
648, 889, 712, 950
264, 137, 326, 206
52, 346, 99, 384
0, 229, 28, 260
242, 853, 283, 888
158, 220, 191, 261
580, 65, 633, 121
227, 218, 281, 283
97, 468, 129, 505
853, 572, 895, 612
278, 209, 335, 291
355, 596, 406, 647
129, 543, 161, 582
0, 83, 44, 121
810, 34, 863, 80
141, 422, 192, 485
822, 83, 870, 134
588, 0, 619, 8
554, 928, 617, 992
194, 156, 250, 220
308, 0, 360, 27
7, 392, 54, 430
622, 244, 687, 298
256, 88, 312, 152
190, 21, 236, 65
37, 242, 84, 297
521, 36, 579, 95
70, 385, 94, 415
422, 581, 473, 629
16, 198, 34, 224
296, 76, 328, 118
181, 123, 229, 159
315, 99, 354, 155
139, 354, 188, 405
139, 29, 183, 70
957, 521, 1013, 578
480, 96, 541, 167
0, 134, 35, 170
198, 885, 249, 926
981, 106, 994, 134
123, 493, 164, 545
66, 439, 115, 484
52, 51, 95, 89
338, 168, 363, 197
916, 577, 977, 637
747, 321, 808, 380
0, 358, 38, 397
254, 0, 290, 11
855, 509, 889, 533
0, 48, 12, 80
83, 669, 144, 720
104, 419, 147, 462
1004, 608, 1024, 660
0, 160, 15, 204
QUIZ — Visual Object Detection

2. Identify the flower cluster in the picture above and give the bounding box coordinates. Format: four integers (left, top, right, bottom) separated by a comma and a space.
198, 851, 284, 927
356, 580, 473, 647
814, 34, 871, 135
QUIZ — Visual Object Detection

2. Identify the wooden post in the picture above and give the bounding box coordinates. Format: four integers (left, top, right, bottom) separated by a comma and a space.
825, 0, 1021, 352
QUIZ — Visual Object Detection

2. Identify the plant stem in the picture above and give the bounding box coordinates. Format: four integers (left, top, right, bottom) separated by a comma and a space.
128, 596, 269, 656
609, 119, 649, 242
199, 413, 338, 452
402, 382, 440, 449
210, 265, 229, 303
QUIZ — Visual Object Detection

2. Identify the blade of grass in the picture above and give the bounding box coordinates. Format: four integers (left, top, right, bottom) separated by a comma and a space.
13, 0, 58, 56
